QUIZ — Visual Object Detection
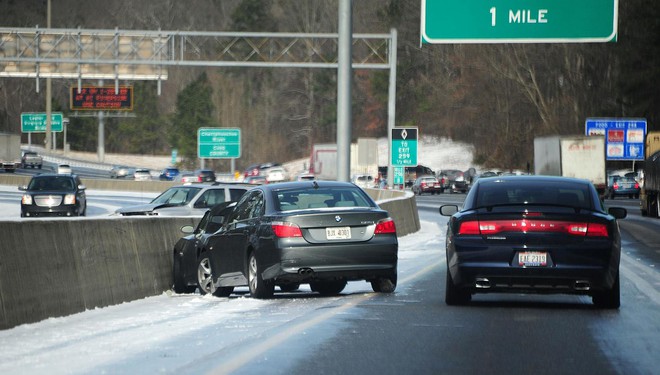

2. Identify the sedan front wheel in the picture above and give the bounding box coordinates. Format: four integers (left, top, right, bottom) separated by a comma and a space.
197, 254, 214, 295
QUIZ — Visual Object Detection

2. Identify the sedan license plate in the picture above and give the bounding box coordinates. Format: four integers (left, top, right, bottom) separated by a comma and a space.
326, 226, 351, 240
518, 251, 547, 267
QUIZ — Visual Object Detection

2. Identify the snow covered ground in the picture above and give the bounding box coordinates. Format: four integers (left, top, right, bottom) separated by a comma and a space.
0, 219, 447, 375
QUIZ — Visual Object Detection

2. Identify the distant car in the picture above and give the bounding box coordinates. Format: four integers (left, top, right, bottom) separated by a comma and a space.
244, 175, 267, 185
193, 181, 398, 298
176, 173, 199, 184
21, 151, 43, 169
411, 175, 443, 195
265, 167, 288, 183
351, 174, 375, 189
109, 165, 134, 178
133, 169, 152, 181
295, 173, 316, 181
57, 164, 72, 174
115, 183, 250, 216
159, 167, 180, 181
172, 201, 237, 294
441, 169, 468, 193
19, 174, 87, 217
195, 169, 216, 183
243, 162, 282, 179
607, 176, 640, 199
439, 175, 627, 308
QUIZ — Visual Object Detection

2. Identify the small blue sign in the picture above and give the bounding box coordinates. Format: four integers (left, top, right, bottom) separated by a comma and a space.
585, 118, 647, 161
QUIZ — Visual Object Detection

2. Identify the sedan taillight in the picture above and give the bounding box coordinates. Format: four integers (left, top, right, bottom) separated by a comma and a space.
375, 218, 397, 234
458, 219, 609, 237
272, 222, 302, 238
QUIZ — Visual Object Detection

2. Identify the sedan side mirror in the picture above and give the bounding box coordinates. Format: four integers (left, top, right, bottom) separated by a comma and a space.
439, 205, 459, 216
608, 207, 627, 219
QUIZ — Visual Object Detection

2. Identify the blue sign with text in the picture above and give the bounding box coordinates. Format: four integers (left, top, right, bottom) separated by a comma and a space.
585, 118, 646, 161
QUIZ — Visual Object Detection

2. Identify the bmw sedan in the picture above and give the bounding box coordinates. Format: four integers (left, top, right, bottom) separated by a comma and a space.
19, 174, 87, 217
439, 175, 627, 308
200, 181, 398, 298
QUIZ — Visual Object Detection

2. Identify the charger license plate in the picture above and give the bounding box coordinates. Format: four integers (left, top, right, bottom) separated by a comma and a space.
518, 251, 547, 267
326, 226, 351, 240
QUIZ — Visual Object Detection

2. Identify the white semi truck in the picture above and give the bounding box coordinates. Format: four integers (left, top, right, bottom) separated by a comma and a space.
0, 133, 21, 172
534, 135, 607, 195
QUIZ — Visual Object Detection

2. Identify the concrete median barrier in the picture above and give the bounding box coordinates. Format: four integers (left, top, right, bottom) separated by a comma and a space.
0, 180, 419, 330
0, 216, 196, 330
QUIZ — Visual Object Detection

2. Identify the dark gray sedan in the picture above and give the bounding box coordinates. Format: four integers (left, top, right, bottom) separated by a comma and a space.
202, 181, 399, 298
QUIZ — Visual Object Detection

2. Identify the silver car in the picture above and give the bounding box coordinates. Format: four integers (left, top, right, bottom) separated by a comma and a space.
110, 165, 134, 178
115, 183, 251, 216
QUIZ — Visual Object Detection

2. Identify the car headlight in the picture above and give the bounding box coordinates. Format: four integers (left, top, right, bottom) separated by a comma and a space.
22, 194, 32, 205
64, 194, 76, 205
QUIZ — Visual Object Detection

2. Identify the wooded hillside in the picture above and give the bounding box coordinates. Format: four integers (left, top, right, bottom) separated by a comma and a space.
1, 0, 658, 171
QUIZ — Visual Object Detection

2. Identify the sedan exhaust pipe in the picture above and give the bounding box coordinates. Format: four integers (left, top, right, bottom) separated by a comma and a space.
475, 277, 491, 289
574, 280, 591, 291
298, 268, 314, 277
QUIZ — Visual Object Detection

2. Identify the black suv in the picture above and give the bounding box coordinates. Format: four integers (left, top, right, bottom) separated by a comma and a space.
19, 174, 87, 217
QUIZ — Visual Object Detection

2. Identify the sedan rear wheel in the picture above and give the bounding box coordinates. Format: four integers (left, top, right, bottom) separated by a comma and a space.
248, 253, 274, 299
592, 272, 620, 309
310, 280, 347, 295
371, 275, 397, 293
279, 284, 301, 292
445, 267, 471, 305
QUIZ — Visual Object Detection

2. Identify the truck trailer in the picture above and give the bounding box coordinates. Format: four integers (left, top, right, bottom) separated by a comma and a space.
0, 133, 21, 172
534, 135, 607, 194
640, 131, 660, 217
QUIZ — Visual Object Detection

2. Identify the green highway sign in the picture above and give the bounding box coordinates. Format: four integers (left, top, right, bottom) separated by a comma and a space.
421, 0, 618, 44
391, 127, 418, 166
393, 167, 404, 185
21, 112, 63, 132
198, 128, 241, 159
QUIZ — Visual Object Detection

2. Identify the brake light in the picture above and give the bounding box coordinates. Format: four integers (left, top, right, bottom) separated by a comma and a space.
375, 218, 397, 234
272, 222, 302, 238
634, 182, 640, 189
586, 223, 609, 237
457, 219, 609, 237
613, 183, 619, 190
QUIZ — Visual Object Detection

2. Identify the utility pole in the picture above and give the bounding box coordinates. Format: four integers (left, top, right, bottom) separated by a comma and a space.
336, 0, 353, 182
45, 0, 52, 152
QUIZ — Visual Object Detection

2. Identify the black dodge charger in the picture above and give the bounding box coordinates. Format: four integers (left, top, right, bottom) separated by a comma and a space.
440, 175, 627, 308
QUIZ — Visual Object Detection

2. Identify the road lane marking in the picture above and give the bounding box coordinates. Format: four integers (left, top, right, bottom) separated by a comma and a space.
208, 259, 444, 375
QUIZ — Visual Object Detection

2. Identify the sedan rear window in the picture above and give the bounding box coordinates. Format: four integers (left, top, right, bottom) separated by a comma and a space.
476, 180, 592, 209
274, 187, 374, 211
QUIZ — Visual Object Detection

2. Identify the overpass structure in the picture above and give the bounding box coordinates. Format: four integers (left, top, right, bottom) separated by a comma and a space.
0, 26, 398, 183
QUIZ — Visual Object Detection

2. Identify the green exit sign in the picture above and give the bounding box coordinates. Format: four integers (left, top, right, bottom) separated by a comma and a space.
198, 128, 241, 159
391, 127, 418, 166
421, 0, 618, 44
21, 112, 63, 132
